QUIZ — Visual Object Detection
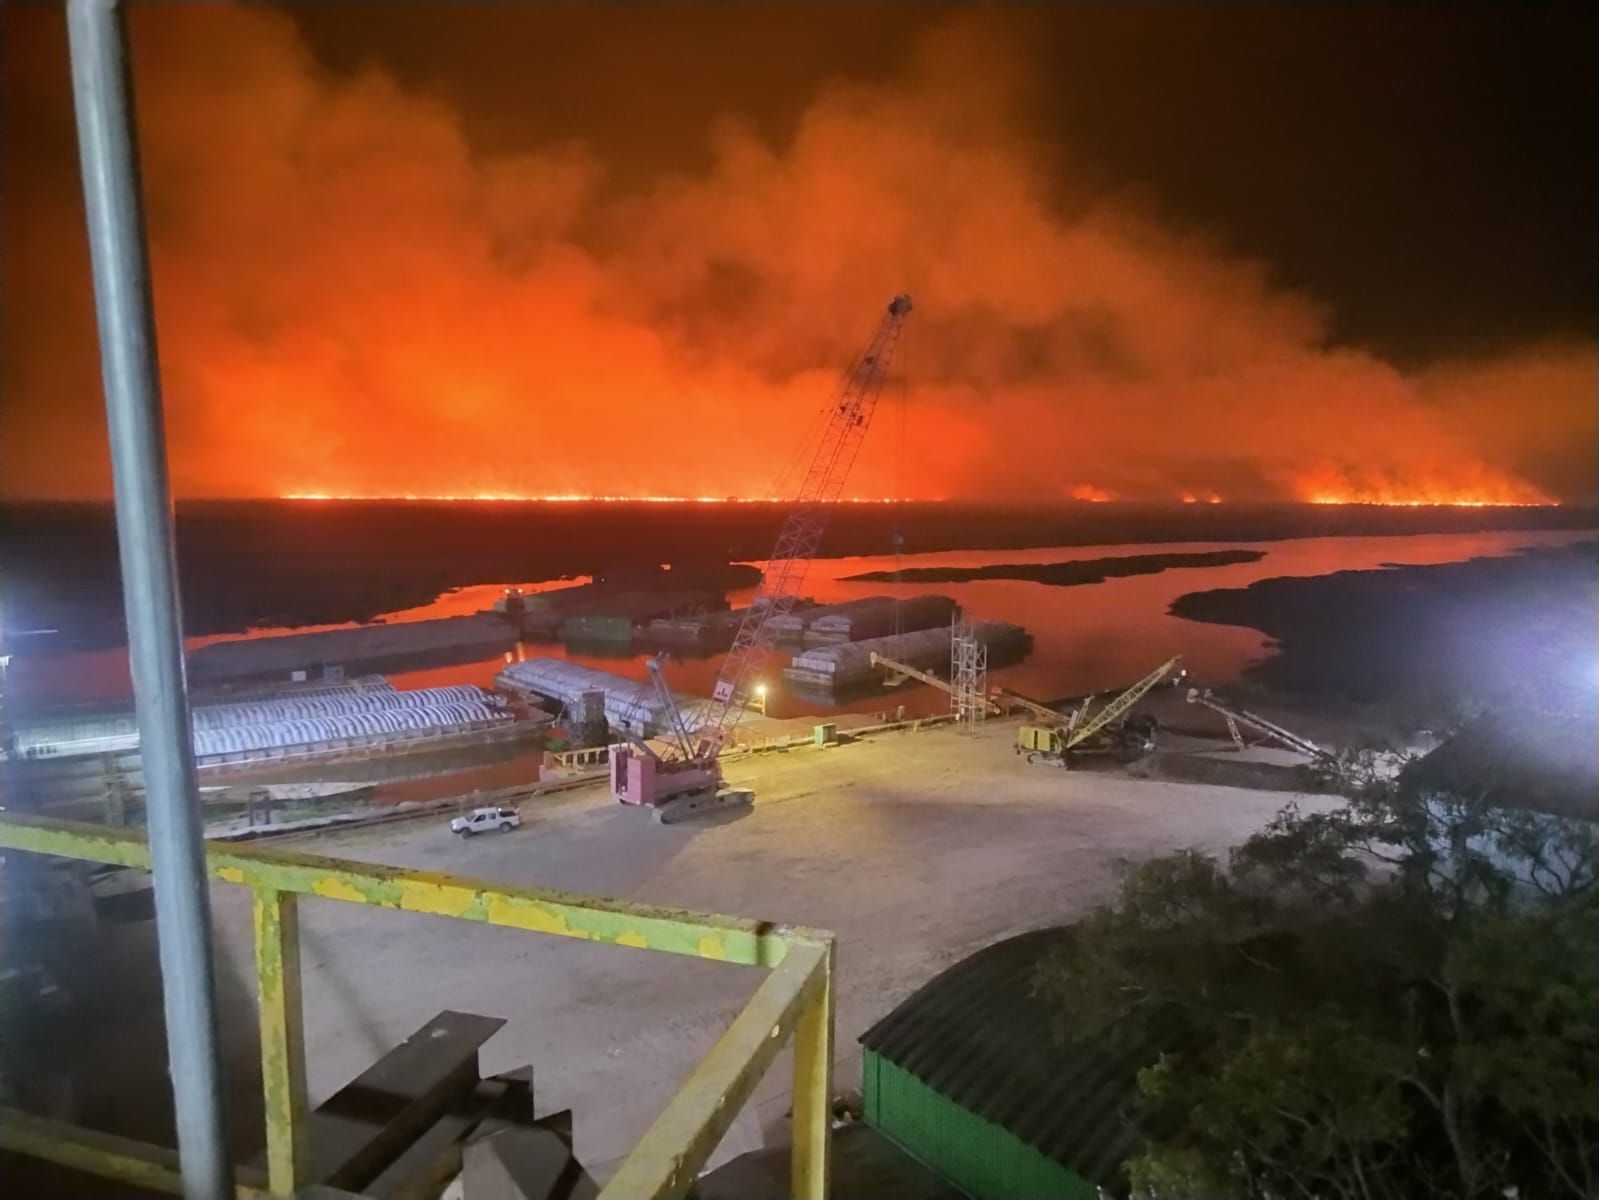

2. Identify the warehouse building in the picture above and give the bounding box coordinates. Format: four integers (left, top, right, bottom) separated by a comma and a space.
858, 927, 1156, 1200
701, 926, 1161, 1200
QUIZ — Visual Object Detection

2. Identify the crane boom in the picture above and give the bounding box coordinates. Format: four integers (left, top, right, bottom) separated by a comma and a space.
1062, 657, 1182, 750
693, 294, 914, 757
645, 657, 696, 761
1185, 688, 1329, 760
869, 650, 1004, 713
992, 686, 1072, 725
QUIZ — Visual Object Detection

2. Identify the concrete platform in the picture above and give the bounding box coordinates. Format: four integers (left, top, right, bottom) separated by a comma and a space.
202, 720, 1334, 1183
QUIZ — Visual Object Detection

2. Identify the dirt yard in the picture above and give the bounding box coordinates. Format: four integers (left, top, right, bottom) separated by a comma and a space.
205, 721, 1330, 1178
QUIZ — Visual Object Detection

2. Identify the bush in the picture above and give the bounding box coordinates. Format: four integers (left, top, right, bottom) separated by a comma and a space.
1036, 769, 1599, 1198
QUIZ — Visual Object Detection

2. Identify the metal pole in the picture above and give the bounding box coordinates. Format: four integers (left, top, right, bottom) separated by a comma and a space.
64, 3, 233, 1196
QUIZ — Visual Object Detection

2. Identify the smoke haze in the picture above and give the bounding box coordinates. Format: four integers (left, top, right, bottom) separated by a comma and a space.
3, 6, 1593, 502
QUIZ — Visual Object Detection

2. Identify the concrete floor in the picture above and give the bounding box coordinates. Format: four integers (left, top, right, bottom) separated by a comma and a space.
205, 721, 1329, 1179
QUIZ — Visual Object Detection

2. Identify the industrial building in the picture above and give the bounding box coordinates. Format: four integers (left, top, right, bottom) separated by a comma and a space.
859, 928, 1155, 1200
705, 926, 1165, 1199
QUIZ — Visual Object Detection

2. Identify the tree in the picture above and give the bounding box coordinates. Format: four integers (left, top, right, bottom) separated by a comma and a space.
1035, 766, 1599, 1199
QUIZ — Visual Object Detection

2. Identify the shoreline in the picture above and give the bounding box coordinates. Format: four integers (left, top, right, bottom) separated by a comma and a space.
1169, 541, 1598, 715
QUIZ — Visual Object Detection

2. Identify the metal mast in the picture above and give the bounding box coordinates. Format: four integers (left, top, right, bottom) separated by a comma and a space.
950, 612, 989, 732
65, 1, 231, 1194
696, 294, 912, 755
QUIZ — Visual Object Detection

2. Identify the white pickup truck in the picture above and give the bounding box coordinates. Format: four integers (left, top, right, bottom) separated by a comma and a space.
449, 805, 522, 836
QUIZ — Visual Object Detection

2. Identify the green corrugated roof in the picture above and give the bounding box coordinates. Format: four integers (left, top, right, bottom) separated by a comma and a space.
860, 927, 1163, 1190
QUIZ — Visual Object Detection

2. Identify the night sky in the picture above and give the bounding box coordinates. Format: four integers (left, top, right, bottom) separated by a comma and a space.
3, 4, 1594, 502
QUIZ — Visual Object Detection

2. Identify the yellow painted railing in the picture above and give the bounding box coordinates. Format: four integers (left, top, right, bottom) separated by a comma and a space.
0, 813, 836, 1199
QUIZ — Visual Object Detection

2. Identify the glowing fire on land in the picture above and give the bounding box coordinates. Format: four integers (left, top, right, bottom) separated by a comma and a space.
1304, 495, 1559, 508
281, 493, 914, 504
1289, 464, 1557, 508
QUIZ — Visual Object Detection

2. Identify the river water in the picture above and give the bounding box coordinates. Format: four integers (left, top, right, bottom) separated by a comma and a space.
385, 528, 1589, 719
8, 527, 1588, 721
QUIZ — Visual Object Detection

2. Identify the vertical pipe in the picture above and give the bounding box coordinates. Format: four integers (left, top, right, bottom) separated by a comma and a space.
64, 3, 232, 1197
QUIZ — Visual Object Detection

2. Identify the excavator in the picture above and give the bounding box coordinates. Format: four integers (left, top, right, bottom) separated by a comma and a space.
868, 648, 1184, 767
609, 294, 914, 822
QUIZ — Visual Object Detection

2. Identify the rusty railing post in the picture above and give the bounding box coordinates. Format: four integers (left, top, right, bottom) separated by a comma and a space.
791, 939, 835, 1200
252, 887, 308, 1195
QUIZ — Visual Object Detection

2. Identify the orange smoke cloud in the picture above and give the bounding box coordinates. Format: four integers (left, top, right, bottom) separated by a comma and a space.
2, 8, 1593, 502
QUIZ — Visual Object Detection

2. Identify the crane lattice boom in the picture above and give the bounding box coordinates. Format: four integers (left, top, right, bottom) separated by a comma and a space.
1061, 657, 1182, 750
1185, 688, 1329, 761
694, 294, 913, 757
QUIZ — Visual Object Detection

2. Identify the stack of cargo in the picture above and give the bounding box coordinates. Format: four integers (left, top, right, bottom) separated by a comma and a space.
11, 682, 510, 763
767, 595, 957, 645
512, 583, 730, 641
783, 621, 1030, 690
187, 615, 518, 683
497, 659, 713, 738
642, 598, 813, 653
190, 684, 494, 732
11, 677, 400, 758
804, 594, 957, 645
195, 694, 505, 761
194, 676, 395, 706
769, 596, 885, 642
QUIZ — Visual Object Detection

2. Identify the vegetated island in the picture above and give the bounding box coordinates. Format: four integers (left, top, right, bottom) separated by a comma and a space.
1169, 540, 1599, 708
841, 548, 1264, 586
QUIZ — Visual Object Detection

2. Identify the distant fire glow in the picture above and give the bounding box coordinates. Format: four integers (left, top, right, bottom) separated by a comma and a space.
280, 490, 1563, 508
1304, 496, 1559, 508
1289, 465, 1557, 508
282, 493, 912, 504
1070, 485, 1116, 503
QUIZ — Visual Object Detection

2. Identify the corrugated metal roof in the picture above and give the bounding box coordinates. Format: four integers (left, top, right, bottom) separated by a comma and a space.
860, 927, 1164, 1189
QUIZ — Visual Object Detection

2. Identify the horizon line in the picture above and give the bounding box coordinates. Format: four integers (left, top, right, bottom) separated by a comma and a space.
0, 494, 1576, 509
